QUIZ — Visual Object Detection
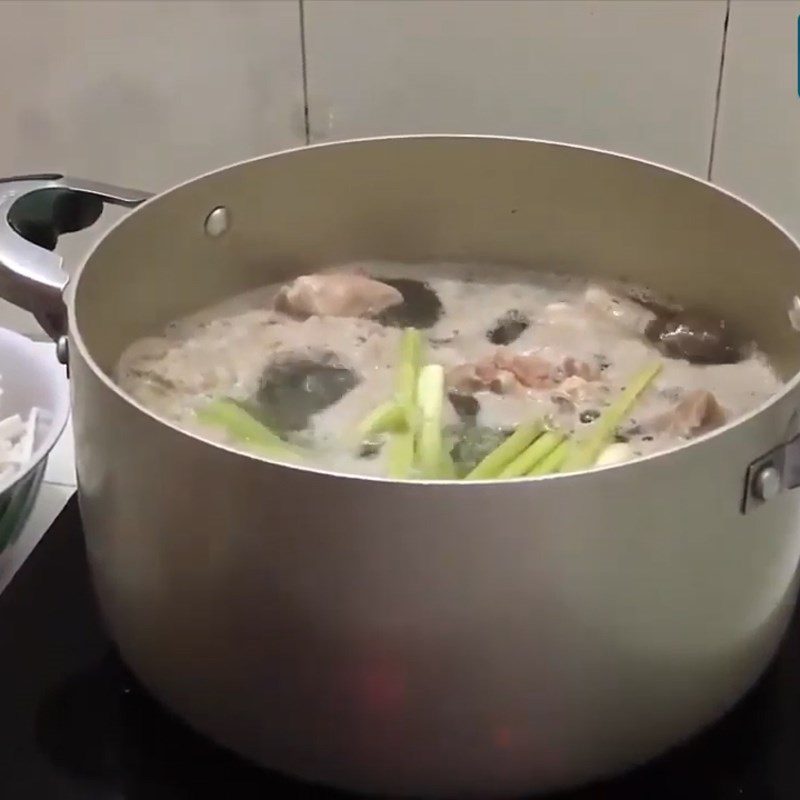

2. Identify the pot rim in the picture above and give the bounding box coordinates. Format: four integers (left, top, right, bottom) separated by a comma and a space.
68, 133, 800, 486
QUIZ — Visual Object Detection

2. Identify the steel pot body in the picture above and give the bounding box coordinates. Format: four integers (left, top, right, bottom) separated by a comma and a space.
4, 137, 800, 797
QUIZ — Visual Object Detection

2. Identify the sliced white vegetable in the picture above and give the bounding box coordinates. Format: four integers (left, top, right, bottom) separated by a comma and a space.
0, 413, 25, 440
17, 407, 38, 465
0, 405, 40, 473
595, 442, 635, 467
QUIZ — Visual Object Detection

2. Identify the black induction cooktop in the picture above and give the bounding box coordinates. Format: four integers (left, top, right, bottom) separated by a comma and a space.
1, 497, 799, 799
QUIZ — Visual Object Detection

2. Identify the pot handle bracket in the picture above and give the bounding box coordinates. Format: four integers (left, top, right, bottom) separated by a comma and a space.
742, 432, 800, 513
0, 174, 152, 340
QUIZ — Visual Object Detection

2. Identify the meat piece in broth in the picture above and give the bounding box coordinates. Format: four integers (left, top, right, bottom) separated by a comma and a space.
447, 363, 486, 394
489, 369, 518, 395
276, 274, 403, 319
551, 356, 608, 409
498, 351, 556, 390
447, 350, 557, 395
447, 358, 502, 394
649, 389, 727, 439
561, 356, 601, 382
552, 376, 607, 408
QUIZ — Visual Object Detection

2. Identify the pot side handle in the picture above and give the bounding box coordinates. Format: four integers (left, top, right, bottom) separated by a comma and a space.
0, 174, 152, 338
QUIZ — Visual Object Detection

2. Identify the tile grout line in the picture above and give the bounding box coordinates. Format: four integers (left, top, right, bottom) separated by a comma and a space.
707, 0, 731, 182
299, 0, 311, 146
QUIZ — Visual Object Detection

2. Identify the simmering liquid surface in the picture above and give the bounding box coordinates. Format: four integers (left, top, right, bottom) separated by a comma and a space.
116, 262, 781, 478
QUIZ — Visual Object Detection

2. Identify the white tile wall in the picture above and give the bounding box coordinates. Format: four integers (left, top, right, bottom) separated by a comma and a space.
2, 0, 797, 337
712, 0, 800, 238
4, 0, 796, 339
0, 0, 305, 188
0, 0, 306, 337
304, 0, 727, 175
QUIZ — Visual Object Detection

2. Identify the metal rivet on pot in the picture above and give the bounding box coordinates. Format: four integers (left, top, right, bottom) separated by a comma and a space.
56, 335, 69, 365
204, 206, 229, 237
753, 465, 781, 502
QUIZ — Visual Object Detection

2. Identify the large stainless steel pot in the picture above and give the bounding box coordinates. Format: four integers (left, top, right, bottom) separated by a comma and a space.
1, 137, 800, 797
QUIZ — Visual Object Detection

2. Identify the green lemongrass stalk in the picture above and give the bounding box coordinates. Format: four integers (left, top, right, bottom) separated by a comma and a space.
387, 430, 415, 479
416, 364, 446, 478
197, 400, 299, 459
528, 439, 571, 476
464, 420, 544, 480
560, 361, 662, 474
498, 430, 565, 479
357, 400, 405, 438
396, 327, 424, 428
356, 328, 423, 453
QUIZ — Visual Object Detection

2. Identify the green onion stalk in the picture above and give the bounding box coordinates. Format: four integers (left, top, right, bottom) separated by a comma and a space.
354, 328, 426, 478
357, 400, 406, 438
396, 327, 424, 430
529, 439, 571, 476
559, 361, 661, 474
416, 364, 446, 479
499, 430, 565, 478
196, 399, 299, 460
464, 421, 544, 480
387, 429, 415, 479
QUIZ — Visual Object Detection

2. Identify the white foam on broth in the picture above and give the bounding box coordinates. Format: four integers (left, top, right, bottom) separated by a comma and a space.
115, 262, 781, 478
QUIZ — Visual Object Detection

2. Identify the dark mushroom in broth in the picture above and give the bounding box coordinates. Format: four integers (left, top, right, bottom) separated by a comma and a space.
376, 279, 443, 329
256, 354, 360, 432
645, 309, 744, 365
